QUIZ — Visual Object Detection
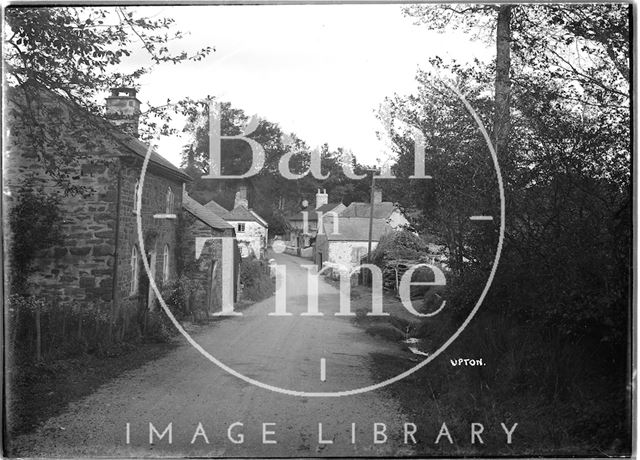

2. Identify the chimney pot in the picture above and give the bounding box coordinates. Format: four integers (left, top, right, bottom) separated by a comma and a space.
315, 188, 328, 209
105, 87, 141, 138
235, 185, 249, 208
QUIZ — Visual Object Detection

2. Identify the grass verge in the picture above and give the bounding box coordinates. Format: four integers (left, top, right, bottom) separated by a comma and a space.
347, 282, 630, 457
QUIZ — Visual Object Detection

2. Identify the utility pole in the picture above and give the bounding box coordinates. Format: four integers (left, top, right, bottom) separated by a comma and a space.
365, 165, 394, 267
367, 171, 376, 264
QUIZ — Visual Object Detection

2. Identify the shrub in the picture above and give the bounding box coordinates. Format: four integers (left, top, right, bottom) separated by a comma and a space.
158, 276, 199, 320
144, 276, 202, 340
365, 323, 406, 342
370, 230, 429, 266
8, 295, 112, 361
240, 258, 274, 302
144, 309, 176, 343
8, 179, 63, 294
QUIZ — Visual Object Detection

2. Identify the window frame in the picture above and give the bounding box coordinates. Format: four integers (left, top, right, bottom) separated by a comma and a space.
130, 245, 139, 294
165, 187, 174, 214
162, 244, 170, 282
133, 180, 141, 214
237, 223, 246, 233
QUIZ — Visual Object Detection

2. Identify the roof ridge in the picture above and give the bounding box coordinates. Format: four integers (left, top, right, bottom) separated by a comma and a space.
183, 193, 233, 230
11, 83, 191, 182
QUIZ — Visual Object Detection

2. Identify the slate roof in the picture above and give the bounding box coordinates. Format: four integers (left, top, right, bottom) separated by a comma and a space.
227, 205, 258, 222
115, 133, 192, 181
288, 203, 343, 222
248, 209, 269, 228
203, 199, 232, 218
339, 202, 397, 219
203, 200, 268, 227
183, 194, 233, 230
321, 216, 394, 241
9, 83, 191, 182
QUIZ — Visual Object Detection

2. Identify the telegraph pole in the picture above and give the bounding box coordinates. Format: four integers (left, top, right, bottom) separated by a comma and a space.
367, 171, 376, 264
366, 164, 395, 266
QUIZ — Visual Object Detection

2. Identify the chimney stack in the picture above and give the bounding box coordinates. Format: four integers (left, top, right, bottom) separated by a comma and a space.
373, 187, 383, 205
105, 87, 141, 137
235, 185, 249, 208
315, 188, 328, 209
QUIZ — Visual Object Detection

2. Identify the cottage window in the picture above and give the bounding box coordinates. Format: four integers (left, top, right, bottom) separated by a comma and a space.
237, 223, 245, 233
133, 180, 141, 214
165, 187, 174, 214
130, 245, 139, 294
163, 244, 170, 282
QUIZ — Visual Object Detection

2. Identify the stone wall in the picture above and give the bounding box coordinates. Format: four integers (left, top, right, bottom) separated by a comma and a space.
115, 159, 185, 304
181, 213, 238, 315
228, 220, 267, 259
4, 104, 121, 307
388, 210, 410, 230
5, 91, 188, 341
328, 241, 378, 271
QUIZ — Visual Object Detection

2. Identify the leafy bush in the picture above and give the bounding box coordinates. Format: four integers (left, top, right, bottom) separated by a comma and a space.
8, 295, 112, 361
8, 178, 63, 294
240, 258, 274, 302
365, 323, 406, 341
369, 230, 429, 266
158, 276, 200, 320
144, 309, 176, 343
144, 276, 202, 341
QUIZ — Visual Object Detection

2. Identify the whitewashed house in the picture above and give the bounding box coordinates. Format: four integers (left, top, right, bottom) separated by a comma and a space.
287, 189, 345, 256
338, 188, 410, 230
204, 186, 268, 259
314, 188, 408, 274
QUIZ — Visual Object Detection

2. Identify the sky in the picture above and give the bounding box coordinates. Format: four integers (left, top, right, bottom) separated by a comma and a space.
122, 4, 493, 167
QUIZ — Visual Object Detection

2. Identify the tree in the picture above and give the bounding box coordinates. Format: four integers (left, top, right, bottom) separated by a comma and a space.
494, 5, 511, 159
4, 6, 214, 194
181, 101, 373, 231
388, 4, 630, 344
403, 4, 630, 163
380, 62, 499, 274
403, 4, 512, 160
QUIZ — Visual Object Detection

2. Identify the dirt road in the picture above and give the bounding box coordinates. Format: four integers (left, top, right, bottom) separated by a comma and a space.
9, 253, 416, 457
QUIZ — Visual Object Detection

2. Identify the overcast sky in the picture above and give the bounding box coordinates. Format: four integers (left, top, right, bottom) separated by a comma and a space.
124, 4, 493, 167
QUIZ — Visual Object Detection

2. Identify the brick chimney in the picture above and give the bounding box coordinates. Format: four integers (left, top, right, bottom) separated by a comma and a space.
315, 188, 328, 209
105, 87, 141, 137
373, 187, 383, 204
235, 185, 248, 208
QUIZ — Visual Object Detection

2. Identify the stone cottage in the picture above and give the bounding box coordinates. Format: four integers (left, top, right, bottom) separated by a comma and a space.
181, 192, 240, 317
5, 83, 191, 340
314, 189, 407, 275
203, 186, 268, 259
338, 188, 410, 229
286, 189, 345, 257
314, 217, 394, 275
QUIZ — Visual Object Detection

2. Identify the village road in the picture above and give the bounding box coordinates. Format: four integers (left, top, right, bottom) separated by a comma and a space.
9, 252, 416, 457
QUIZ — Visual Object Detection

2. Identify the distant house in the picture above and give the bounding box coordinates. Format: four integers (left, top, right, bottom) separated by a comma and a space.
203, 186, 268, 259
314, 188, 407, 274
5, 84, 191, 339
315, 217, 394, 275
287, 189, 345, 256
181, 193, 240, 316
338, 188, 410, 230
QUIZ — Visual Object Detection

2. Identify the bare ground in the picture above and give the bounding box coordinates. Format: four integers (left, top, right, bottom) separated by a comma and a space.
6, 253, 419, 457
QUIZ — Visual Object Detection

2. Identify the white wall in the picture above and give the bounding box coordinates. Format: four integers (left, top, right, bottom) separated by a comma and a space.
388, 209, 410, 230
228, 220, 267, 258
327, 241, 379, 272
